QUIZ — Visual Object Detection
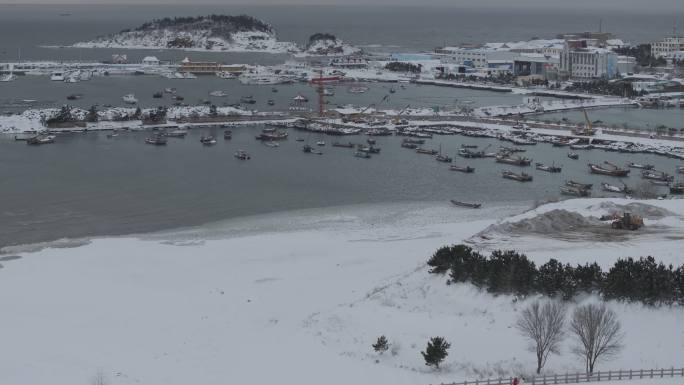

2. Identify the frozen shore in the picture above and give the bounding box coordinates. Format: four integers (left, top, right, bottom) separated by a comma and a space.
1, 198, 684, 385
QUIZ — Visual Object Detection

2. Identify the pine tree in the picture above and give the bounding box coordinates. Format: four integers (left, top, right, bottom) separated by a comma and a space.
421, 337, 450, 369
372, 335, 389, 354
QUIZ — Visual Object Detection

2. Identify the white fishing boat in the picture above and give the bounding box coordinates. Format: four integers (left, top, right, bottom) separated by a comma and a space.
122, 94, 138, 104
50, 71, 65, 81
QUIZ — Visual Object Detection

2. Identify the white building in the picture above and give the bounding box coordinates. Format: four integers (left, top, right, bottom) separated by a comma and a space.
142, 56, 160, 66
617, 56, 637, 75
651, 37, 684, 58
560, 42, 618, 80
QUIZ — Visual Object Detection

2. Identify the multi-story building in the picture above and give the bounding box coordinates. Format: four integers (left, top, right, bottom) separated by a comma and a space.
559, 41, 618, 80
651, 37, 684, 58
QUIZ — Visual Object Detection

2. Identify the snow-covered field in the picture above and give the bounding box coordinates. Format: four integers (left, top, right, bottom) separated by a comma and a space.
1, 199, 684, 385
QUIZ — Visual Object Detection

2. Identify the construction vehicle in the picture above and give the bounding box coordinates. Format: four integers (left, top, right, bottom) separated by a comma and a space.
572, 109, 598, 136
610, 212, 644, 230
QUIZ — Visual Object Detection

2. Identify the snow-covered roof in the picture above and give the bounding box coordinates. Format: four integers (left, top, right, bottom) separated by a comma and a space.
142, 56, 159, 62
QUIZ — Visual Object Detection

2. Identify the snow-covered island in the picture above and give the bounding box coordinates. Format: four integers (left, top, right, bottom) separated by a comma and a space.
298, 33, 362, 57
72, 14, 299, 53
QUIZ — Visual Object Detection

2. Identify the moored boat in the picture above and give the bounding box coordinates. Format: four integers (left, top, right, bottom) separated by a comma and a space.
450, 200, 481, 209
560, 186, 590, 197
354, 151, 371, 159
670, 183, 684, 194
567, 152, 579, 160
122, 94, 138, 104
145, 134, 167, 145
641, 170, 673, 182
588, 163, 630, 177
26, 134, 56, 145
566, 180, 592, 190
165, 129, 188, 138
449, 165, 475, 173
234, 150, 250, 160
332, 142, 355, 148
535, 162, 562, 173
416, 148, 438, 155
627, 162, 654, 170
601, 182, 631, 194
495, 155, 532, 166
224, 130, 232, 140
502, 170, 533, 182
200, 135, 217, 145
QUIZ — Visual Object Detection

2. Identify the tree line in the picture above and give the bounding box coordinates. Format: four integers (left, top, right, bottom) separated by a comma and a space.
427, 244, 684, 305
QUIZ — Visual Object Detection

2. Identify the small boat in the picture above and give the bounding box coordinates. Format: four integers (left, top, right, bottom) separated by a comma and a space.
333, 142, 355, 148
122, 94, 138, 104
552, 138, 570, 147
458, 148, 484, 158
560, 186, 590, 197
627, 162, 655, 170
293, 94, 309, 103
303, 144, 322, 155
240, 95, 256, 104
316, 140, 325, 146
358, 145, 380, 154
416, 148, 438, 155
164, 87, 176, 94
323, 88, 335, 96
256, 131, 288, 141
209, 90, 228, 97
264, 141, 279, 148
145, 134, 167, 145
601, 182, 630, 193
152, 91, 163, 98
436, 154, 453, 163
566, 180, 592, 190
404, 138, 425, 145
567, 152, 579, 160
367, 138, 376, 145
224, 130, 232, 140
50, 72, 65, 81
26, 135, 56, 145
165, 129, 188, 138
588, 163, 630, 177
348, 86, 369, 94
267, 99, 275, 106
354, 151, 371, 159
450, 165, 475, 173
535, 162, 562, 173
670, 183, 684, 194
401, 142, 418, 149
677, 166, 684, 174
66, 93, 82, 100
450, 200, 481, 209
569, 144, 594, 150
495, 155, 532, 166
389, 87, 396, 94
502, 171, 533, 182
200, 135, 217, 145
295, 137, 305, 142
460, 144, 478, 149
271, 87, 278, 93
234, 150, 250, 160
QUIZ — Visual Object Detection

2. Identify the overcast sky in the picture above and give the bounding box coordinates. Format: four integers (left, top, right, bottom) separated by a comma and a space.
0, 0, 682, 10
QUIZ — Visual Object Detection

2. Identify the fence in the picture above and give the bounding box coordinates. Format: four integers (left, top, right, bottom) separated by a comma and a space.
441, 367, 684, 385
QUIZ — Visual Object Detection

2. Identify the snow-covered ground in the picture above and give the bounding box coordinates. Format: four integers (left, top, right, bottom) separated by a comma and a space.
2, 198, 684, 385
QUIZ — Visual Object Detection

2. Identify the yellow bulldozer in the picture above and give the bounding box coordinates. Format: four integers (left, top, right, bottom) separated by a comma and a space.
610, 212, 644, 231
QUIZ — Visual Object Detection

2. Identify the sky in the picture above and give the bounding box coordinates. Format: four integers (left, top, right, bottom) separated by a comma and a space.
0, 0, 682, 11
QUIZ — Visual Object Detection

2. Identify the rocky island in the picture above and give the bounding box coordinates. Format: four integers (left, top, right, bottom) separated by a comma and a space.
73, 14, 299, 53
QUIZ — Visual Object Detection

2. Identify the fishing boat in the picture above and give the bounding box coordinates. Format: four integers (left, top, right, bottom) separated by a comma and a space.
450, 200, 481, 209
303, 144, 322, 155
224, 130, 232, 140
495, 155, 532, 166
567, 152, 579, 160
670, 183, 684, 194
641, 170, 674, 182
627, 162, 654, 170
164, 87, 176, 94
240, 95, 256, 104
209, 90, 228, 97
295, 137, 305, 142
560, 186, 590, 197
404, 138, 425, 145
66, 93, 82, 100
267, 99, 275, 106
354, 151, 371, 159
435, 145, 452, 163
165, 129, 188, 138
566, 180, 592, 190
449, 165, 475, 173
348, 86, 369, 94
333, 142, 355, 148
502, 171, 533, 182
677, 166, 684, 174
271, 87, 278, 93
316, 140, 325, 146
535, 163, 562, 173
569, 144, 594, 150
367, 138, 376, 145
601, 182, 630, 194
256, 131, 288, 141
122, 94, 138, 104
50, 71, 65, 81
234, 150, 250, 160
401, 142, 418, 149
458, 148, 484, 158
588, 163, 630, 177
26, 134, 56, 145
200, 135, 217, 145
416, 148, 438, 155
551, 138, 571, 147
145, 134, 167, 145
152, 91, 163, 99
460, 144, 478, 149
264, 141, 279, 148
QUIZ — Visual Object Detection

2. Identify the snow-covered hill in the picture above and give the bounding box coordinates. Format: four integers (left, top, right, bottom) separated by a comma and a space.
1, 199, 684, 385
73, 15, 299, 53
299, 33, 361, 57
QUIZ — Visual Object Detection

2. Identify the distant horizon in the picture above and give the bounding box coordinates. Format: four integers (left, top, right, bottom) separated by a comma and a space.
0, 0, 682, 13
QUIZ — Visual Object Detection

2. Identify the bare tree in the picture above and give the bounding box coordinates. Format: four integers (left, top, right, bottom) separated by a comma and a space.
570, 303, 624, 374
91, 370, 107, 385
515, 300, 567, 374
